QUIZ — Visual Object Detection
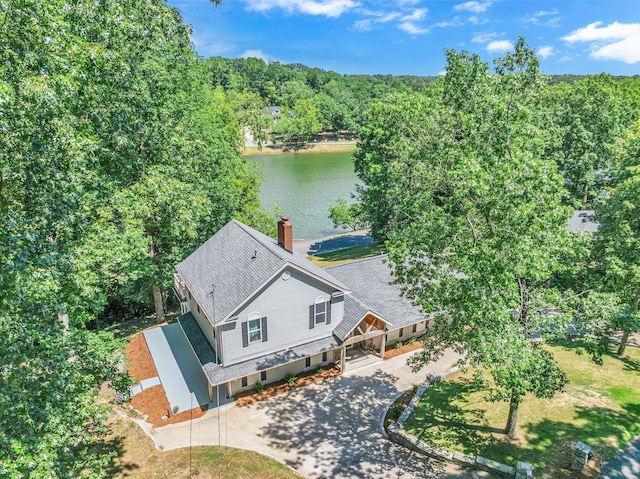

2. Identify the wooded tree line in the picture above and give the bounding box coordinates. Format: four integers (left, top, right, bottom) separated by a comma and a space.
353, 39, 640, 437
0, 0, 266, 476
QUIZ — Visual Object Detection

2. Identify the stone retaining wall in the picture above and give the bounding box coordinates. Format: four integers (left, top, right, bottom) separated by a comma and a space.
387, 369, 533, 478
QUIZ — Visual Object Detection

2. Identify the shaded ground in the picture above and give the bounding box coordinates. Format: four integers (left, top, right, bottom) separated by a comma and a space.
403, 341, 640, 478
600, 435, 640, 478
146, 349, 495, 478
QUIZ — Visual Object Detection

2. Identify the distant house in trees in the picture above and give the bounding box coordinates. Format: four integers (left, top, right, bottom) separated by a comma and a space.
568, 210, 599, 233
172, 217, 432, 401
261, 106, 281, 121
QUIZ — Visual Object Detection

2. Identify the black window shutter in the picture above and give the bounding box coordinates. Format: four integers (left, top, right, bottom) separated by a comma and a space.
309, 305, 315, 329
326, 301, 332, 325
241, 321, 248, 347
261, 317, 268, 342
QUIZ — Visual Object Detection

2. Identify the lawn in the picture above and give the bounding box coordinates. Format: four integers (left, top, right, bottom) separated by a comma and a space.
306, 242, 385, 267
403, 341, 640, 478
102, 413, 302, 478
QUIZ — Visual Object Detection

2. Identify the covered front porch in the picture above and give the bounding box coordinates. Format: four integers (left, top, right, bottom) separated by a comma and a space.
339, 313, 389, 371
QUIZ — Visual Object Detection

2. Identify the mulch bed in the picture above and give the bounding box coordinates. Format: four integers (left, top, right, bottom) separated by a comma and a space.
383, 388, 415, 429
384, 340, 424, 360
126, 332, 158, 382
129, 384, 208, 428
235, 364, 341, 407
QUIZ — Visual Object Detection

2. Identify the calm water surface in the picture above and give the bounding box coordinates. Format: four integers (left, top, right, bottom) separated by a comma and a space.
251, 151, 360, 240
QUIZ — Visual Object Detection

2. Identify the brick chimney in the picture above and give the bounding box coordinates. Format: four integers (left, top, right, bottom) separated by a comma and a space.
277, 216, 293, 252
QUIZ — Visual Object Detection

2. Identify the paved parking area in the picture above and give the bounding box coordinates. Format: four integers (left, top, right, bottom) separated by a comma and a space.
145, 349, 495, 478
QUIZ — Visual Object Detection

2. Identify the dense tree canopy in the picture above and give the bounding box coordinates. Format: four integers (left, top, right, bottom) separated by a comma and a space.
0, 0, 265, 476
355, 39, 574, 437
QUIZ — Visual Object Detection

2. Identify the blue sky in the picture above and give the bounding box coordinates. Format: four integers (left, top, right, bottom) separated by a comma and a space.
168, 0, 640, 76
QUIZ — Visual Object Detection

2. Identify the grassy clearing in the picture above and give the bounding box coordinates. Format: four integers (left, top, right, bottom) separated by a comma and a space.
103, 414, 301, 479
306, 242, 385, 267
403, 341, 640, 478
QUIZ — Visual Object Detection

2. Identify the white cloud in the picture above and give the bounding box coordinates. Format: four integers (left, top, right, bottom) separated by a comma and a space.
397, 0, 421, 5
240, 49, 271, 61
351, 19, 372, 31
524, 8, 559, 27
401, 8, 427, 22
399, 21, 430, 34
537, 45, 554, 59
454, 1, 492, 13
472, 31, 498, 43
486, 39, 514, 53
562, 21, 640, 64
192, 34, 235, 57
435, 16, 463, 28
467, 15, 489, 25
378, 12, 402, 23
243, 0, 360, 18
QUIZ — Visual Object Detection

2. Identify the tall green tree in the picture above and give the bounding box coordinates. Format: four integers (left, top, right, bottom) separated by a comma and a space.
594, 121, 640, 355
544, 74, 638, 207
0, 0, 225, 476
355, 39, 571, 438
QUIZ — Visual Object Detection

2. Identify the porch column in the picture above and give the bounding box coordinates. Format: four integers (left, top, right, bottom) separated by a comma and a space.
380, 333, 386, 359
208, 383, 214, 403
341, 346, 346, 372
226, 381, 233, 398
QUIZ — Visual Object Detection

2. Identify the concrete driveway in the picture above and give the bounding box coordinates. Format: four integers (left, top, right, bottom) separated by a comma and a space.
143, 349, 495, 478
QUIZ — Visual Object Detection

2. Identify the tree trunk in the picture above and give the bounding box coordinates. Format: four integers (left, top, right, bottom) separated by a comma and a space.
582, 183, 589, 208
505, 393, 519, 439
617, 331, 630, 356
153, 286, 165, 322
149, 239, 165, 322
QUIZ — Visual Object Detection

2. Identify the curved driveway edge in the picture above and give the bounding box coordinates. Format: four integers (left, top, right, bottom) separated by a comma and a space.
145, 349, 496, 478
600, 435, 640, 478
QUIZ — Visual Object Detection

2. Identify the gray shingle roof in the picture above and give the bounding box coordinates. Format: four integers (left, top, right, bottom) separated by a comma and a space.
175, 220, 348, 325
333, 295, 370, 341
568, 210, 599, 233
327, 255, 428, 331
179, 312, 340, 385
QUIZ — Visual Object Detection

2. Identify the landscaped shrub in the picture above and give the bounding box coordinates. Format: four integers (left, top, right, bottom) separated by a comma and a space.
254, 380, 264, 393
315, 366, 324, 374
407, 336, 417, 345
395, 341, 403, 349
390, 404, 404, 419
284, 373, 298, 385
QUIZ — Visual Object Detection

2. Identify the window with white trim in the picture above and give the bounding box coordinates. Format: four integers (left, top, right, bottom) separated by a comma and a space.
248, 315, 262, 343
242, 314, 268, 347
314, 296, 326, 324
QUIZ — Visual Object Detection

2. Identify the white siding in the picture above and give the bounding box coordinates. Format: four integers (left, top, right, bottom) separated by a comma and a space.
220, 267, 344, 366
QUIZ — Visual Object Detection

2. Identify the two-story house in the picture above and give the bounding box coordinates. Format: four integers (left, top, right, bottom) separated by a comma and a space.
173, 217, 432, 402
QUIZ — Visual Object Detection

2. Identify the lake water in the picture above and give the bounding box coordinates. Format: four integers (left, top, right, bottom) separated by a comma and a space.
250, 151, 359, 240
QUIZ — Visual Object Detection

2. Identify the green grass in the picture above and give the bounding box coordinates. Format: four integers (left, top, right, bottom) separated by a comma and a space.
306, 242, 385, 267
403, 341, 640, 477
